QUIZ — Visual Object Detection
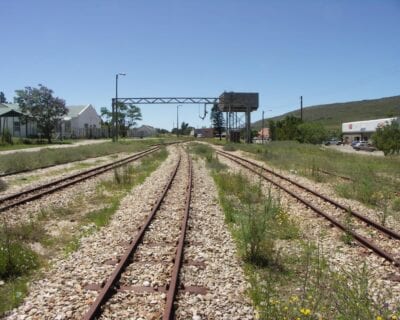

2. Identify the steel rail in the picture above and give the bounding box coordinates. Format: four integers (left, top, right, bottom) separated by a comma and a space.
163, 155, 192, 319
0, 146, 160, 213
217, 151, 400, 267
83, 155, 183, 320
218, 150, 400, 241
0, 141, 180, 178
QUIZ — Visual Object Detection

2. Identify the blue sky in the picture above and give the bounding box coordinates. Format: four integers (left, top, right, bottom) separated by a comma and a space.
1, 0, 399, 130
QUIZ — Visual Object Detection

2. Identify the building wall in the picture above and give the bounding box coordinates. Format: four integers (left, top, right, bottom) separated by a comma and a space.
342, 117, 399, 144
74, 105, 101, 130
0, 117, 37, 138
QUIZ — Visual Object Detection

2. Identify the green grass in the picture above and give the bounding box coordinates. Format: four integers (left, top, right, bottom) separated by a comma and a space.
0, 138, 74, 152
215, 141, 400, 219
0, 138, 171, 174
253, 95, 400, 130
191, 144, 399, 319
0, 147, 168, 315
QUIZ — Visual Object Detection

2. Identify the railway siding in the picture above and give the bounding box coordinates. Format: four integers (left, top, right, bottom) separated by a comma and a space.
215, 146, 400, 311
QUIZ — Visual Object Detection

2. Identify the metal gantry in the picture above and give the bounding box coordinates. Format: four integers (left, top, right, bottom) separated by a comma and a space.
111, 92, 259, 143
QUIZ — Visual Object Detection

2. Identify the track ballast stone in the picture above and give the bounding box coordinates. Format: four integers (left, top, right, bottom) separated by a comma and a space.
5, 146, 254, 319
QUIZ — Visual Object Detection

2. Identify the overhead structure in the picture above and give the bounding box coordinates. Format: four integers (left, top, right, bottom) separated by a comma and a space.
218, 92, 259, 143
112, 91, 259, 143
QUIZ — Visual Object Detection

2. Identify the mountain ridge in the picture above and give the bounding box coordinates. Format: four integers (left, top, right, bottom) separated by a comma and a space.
253, 95, 400, 130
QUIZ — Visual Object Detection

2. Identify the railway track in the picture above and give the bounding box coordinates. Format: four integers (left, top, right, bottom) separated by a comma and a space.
0, 141, 178, 178
0, 146, 162, 213
83, 152, 201, 319
217, 150, 400, 267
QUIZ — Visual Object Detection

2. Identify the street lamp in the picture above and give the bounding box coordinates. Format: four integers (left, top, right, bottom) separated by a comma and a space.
262, 109, 272, 143
176, 105, 182, 137
114, 73, 126, 142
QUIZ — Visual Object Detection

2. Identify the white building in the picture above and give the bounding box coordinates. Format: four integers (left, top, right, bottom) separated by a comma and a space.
342, 117, 399, 143
0, 103, 103, 139
61, 104, 102, 138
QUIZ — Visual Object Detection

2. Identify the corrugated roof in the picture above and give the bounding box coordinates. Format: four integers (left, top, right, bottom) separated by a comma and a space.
0, 103, 23, 116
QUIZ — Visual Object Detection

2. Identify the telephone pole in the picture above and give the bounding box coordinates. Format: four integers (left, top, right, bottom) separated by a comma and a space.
300, 96, 303, 121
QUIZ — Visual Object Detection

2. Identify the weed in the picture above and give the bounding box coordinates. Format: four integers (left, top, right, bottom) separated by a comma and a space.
392, 197, 400, 212
340, 208, 354, 245
0, 179, 7, 191
223, 144, 237, 151
0, 223, 39, 280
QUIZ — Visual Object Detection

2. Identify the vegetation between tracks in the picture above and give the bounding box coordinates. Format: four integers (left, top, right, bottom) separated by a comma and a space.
211, 140, 400, 223
0, 148, 168, 315
189, 142, 400, 320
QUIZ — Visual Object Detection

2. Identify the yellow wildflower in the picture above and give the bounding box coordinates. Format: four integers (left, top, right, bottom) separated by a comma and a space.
376, 317, 383, 320
300, 308, 311, 316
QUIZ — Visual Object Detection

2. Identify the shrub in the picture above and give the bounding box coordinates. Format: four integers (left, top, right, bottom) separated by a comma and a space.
1, 129, 13, 145
372, 120, 400, 155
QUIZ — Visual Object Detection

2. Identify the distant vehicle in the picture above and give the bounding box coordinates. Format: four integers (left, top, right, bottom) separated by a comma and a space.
352, 141, 376, 152
324, 138, 342, 146
351, 140, 360, 147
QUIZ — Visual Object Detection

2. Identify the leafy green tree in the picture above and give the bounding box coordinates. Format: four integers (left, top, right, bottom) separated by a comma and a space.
269, 120, 276, 141
275, 115, 302, 140
126, 105, 142, 128
180, 122, 191, 135
0, 91, 7, 103
15, 84, 67, 143
210, 104, 225, 139
297, 122, 328, 144
372, 120, 400, 155
101, 103, 142, 137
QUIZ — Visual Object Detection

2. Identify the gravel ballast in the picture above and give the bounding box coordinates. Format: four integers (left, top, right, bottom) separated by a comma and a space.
5, 146, 255, 319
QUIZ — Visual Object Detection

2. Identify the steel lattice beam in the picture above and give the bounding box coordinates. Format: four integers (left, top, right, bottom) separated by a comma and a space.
113, 97, 219, 105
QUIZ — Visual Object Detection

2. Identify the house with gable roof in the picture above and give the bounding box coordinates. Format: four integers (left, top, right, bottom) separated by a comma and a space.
0, 103, 102, 139
0, 103, 37, 137
61, 104, 101, 138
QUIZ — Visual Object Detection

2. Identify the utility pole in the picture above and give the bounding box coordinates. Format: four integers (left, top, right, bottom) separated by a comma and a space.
300, 96, 303, 121
115, 73, 126, 142
176, 105, 181, 137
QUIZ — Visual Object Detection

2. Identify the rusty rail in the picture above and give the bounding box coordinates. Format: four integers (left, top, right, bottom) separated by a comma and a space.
163, 155, 192, 319
83, 153, 192, 319
217, 150, 400, 267
0, 146, 160, 213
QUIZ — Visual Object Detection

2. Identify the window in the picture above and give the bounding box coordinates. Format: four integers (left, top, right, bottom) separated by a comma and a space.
14, 121, 20, 132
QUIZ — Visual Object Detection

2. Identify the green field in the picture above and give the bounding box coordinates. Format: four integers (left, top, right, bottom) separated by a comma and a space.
253, 95, 400, 130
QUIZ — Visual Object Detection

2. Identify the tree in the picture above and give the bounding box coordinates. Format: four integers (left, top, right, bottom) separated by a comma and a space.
180, 122, 190, 135
101, 103, 142, 137
210, 104, 225, 140
0, 91, 7, 103
269, 120, 276, 141
15, 84, 67, 143
126, 105, 142, 128
297, 122, 328, 144
372, 120, 400, 156
275, 115, 302, 140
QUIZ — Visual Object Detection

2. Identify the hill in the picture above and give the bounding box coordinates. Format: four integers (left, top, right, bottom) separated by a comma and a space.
253, 95, 400, 130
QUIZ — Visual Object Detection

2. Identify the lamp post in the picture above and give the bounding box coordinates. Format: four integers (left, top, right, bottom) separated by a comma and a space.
114, 73, 126, 142
176, 105, 181, 137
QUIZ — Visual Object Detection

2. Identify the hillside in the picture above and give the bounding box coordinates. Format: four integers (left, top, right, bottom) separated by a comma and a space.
253, 95, 400, 130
